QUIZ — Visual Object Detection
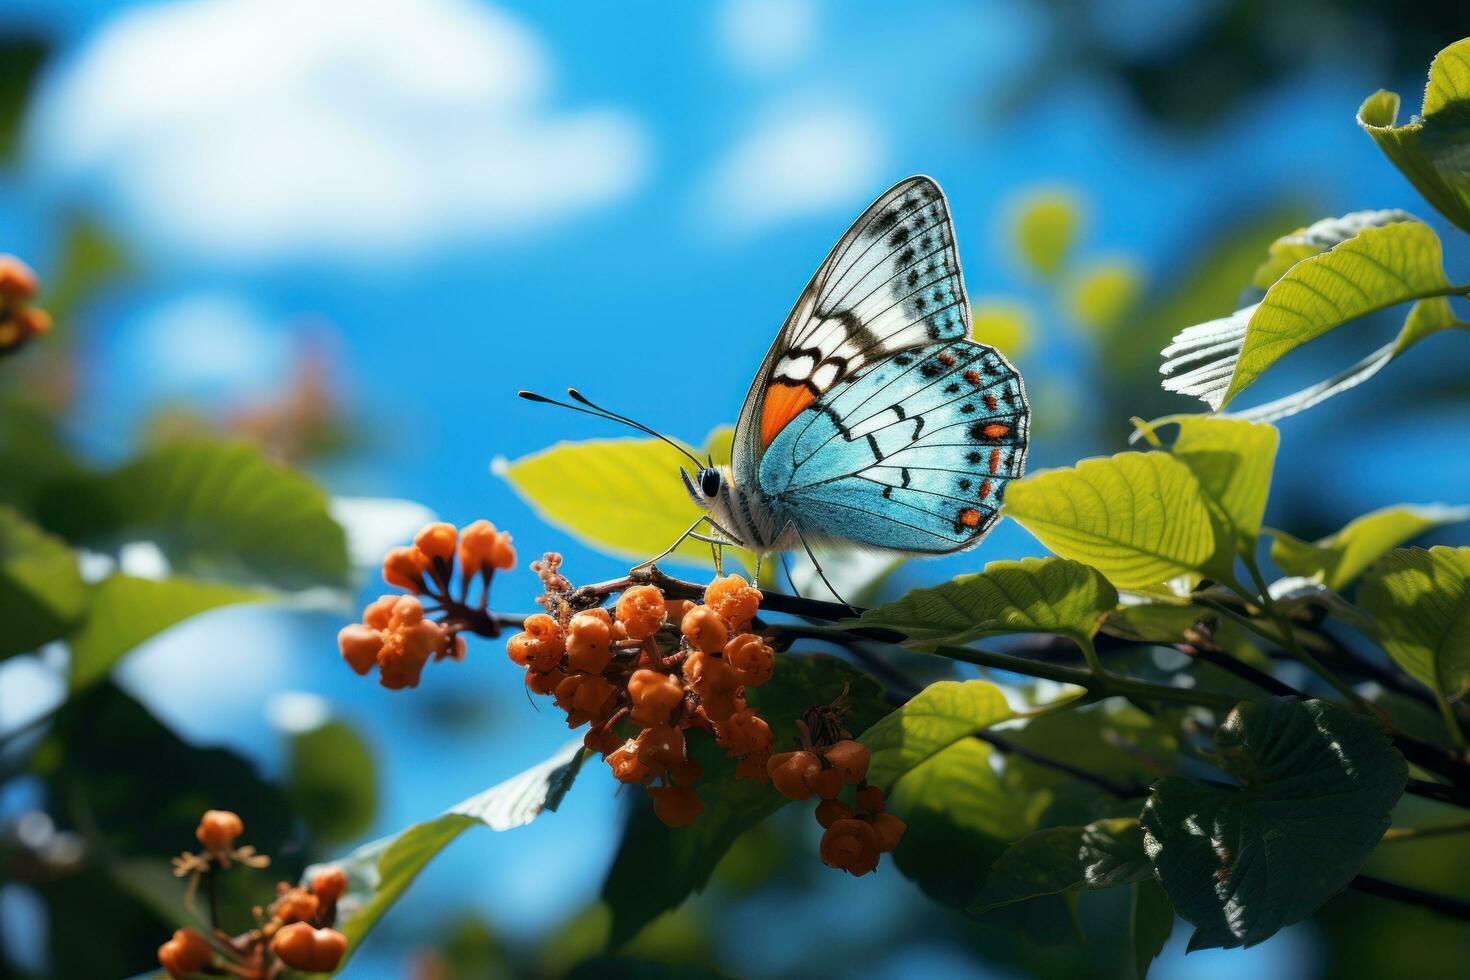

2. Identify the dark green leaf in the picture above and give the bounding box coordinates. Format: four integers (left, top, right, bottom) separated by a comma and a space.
69, 574, 268, 689
0, 395, 84, 515
39, 439, 349, 589
1080, 817, 1151, 887
1130, 878, 1174, 980
968, 826, 1086, 914
0, 505, 85, 658
1140, 697, 1406, 949
288, 720, 378, 846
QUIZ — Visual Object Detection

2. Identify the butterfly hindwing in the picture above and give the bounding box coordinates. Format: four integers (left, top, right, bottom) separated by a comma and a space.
756, 339, 1028, 553
733, 176, 971, 479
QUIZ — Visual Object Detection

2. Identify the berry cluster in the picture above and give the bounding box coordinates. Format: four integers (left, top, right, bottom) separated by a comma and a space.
0, 255, 51, 357
160, 809, 350, 978
768, 717, 906, 875
505, 568, 776, 826
338, 520, 516, 688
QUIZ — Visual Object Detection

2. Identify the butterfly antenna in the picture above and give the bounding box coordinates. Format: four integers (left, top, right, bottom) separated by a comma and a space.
518, 388, 704, 468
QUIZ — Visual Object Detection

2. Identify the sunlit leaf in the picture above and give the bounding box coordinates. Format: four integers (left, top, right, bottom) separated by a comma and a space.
0, 505, 85, 659
1141, 697, 1405, 950
1250, 210, 1415, 290
1357, 546, 1470, 702
860, 679, 1017, 789
69, 574, 267, 689
1169, 416, 1278, 544
288, 720, 378, 846
39, 439, 349, 590
1011, 188, 1083, 278
971, 300, 1034, 358
1004, 453, 1217, 589
966, 817, 1149, 915
1131, 879, 1175, 980
1068, 258, 1143, 333
498, 428, 743, 570
1080, 817, 1152, 887
1270, 503, 1470, 592
1359, 38, 1470, 234
853, 557, 1116, 648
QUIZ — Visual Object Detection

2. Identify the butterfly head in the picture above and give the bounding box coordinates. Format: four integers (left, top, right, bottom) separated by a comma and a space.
681, 465, 725, 508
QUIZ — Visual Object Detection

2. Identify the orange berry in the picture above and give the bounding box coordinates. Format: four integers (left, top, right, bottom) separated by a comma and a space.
698, 690, 744, 726
457, 519, 498, 576
375, 606, 444, 690
158, 927, 213, 979
382, 545, 431, 592
606, 740, 653, 784
337, 624, 382, 676
856, 785, 885, 814
681, 605, 729, 654
718, 709, 772, 756
704, 573, 762, 631
648, 785, 703, 827
16, 307, 50, 336
636, 724, 687, 770
870, 812, 907, 852
195, 810, 244, 852
489, 530, 517, 570
270, 923, 347, 973
584, 727, 622, 755
628, 668, 684, 727
820, 818, 881, 875
508, 613, 564, 672
824, 740, 871, 785
815, 799, 855, 828
669, 755, 704, 786
724, 633, 774, 687
0, 319, 20, 348
664, 598, 695, 625
526, 666, 564, 695
311, 867, 348, 905
413, 522, 458, 562
683, 650, 739, 697
615, 585, 667, 640
813, 767, 843, 800
554, 673, 617, 726
767, 751, 823, 800
362, 595, 398, 630
0, 255, 38, 303
275, 887, 319, 923
566, 610, 614, 673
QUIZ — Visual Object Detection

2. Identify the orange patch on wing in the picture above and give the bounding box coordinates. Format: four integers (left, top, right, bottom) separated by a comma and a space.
760, 383, 817, 447
978, 478, 992, 500
963, 369, 982, 385
989, 448, 1002, 472
983, 393, 999, 411
958, 508, 983, 527
982, 423, 1010, 439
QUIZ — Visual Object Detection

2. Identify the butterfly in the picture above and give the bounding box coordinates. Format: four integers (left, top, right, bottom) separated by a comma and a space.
524, 176, 1030, 590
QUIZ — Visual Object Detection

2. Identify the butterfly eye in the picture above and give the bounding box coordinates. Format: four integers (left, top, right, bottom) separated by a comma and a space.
699, 468, 722, 497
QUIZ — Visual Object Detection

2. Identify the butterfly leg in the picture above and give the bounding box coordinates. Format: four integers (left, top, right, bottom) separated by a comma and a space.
631, 516, 721, 573
796, 527, 859, 616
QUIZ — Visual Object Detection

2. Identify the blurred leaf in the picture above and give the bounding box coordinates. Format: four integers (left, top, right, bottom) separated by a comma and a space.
0, 505, 85, 659
1359, 38, 1470, 234
44, 215, 133, 327
1140, 697, 1405, 950
566, 957, 732, 980
1169, 416, 1278, 545
1011, 189, 1083, 278
1358, 546, 1470, 702
602, 655, 888, 946
1251, 210, 1415, 290
69, 574, 267, 689
1004, 453, 1218, 589
1130, 878, 1175, 980
324, 739, 585, 966
1270, 503, 1470, 591
0, 395, 84, 514
853, 557, 1117, 648
39, 438, 349, 589
860, 680, 1016, 789
971, 300, 1034, 358
0, 36, 48, 162
288, 720, 377, 846
499, 429, 743, 569
1068, 259, 1143, 333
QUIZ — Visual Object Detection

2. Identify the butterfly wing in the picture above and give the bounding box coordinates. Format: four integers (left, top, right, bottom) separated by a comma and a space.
757, 338, 1029, 553
731, 176, 971, 488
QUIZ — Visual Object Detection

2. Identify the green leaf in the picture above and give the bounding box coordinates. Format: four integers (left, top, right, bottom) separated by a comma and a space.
1359, 38, 1470, 234
288, 720, 378, 846
602, 655, 888, 946
1067, 258, 1143, 333
499, 428, 742, 569
0, 36, 48, 163
966, 817, 1150, 915
1170, 416, 1278, 544
855, 556, 1116, 647
1251, 210, 1415, 290
1219, 221, 1452, 409
1130, 879, 1175, 980
1011, 188, 1083, 278
0, 395, 84, 515
1271, 504, 1470, 593
1004, 452, 1217, 589
860, 679, 1017, 789
325, 740, 585, 965
39, 439, 348, 589
0, 505, 85, 659
1140, 697, 1406, 949
1079, 817, 1152, 887
69, 574, 267, 689
1358, 546, 1470, 701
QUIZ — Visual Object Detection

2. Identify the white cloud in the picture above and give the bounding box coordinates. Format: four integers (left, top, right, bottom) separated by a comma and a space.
122, 292, 291, 400
30, 0, 647, 261
718, 0, 816, 75
701, 97, 884, 235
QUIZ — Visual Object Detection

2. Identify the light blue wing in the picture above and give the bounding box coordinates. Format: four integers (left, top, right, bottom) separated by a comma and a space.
757, 340, 1029, 553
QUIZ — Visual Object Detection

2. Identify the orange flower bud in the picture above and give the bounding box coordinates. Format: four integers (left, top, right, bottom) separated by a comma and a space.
606, 740, 653, 784
718, 709, 772, 757
628, 669, 684, 727
767, 751, 823, 801
382, 546, 430, 592
526, 666, 565, 695
413, 522, 458, 561
670, 755, 705, 786
615, 584, 666, 640
270, 922, 348, 973
507, 613, 563, 672
870, 812, 907, 852
823, 740, 871, 785
0, 255, 38, 303
815, 799, 855, 829
681, 605, 729, 654
565, 610, 614, 673
275, 886, 320, 923
459, 520, 517, 576
734, 749, 770, 783
489, 530, 517, 571
362, 595, 398, 630
812, 766, 843, 801
158, 927, 213, 979
311, 866, 348, 905
16, 307, 50, 337
337, 624, 382, 675
663, 598, 695, 625
820, 818, 881, 875
856, 784, 885, 813
635, 724, 687, 770
704, 573, 762, 631
682, 650, 739, 698
648, 785, 703, 827
584, 727, 622, 755
724, 633, 774, 687
195, 810, 244, 852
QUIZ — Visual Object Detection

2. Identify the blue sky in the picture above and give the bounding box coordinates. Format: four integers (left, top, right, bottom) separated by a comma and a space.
2, 1, 1467, 976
